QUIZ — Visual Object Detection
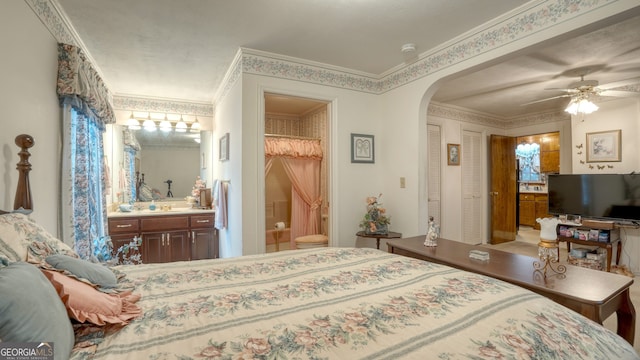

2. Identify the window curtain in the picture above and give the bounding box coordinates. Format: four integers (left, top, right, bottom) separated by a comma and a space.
265, 137, 322, 248
58, 43, 115, 261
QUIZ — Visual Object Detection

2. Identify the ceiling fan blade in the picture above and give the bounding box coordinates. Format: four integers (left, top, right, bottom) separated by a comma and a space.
598, 77, 640, 90
599, 89, 640, 97
521, 94, 571, 106
544, 87, 579, 93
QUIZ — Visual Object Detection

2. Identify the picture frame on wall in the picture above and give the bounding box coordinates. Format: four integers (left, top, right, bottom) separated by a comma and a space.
351, 133, 375, 163
447, 143, 460, 166
219, 133, 229, 161
586, 130, 621, 162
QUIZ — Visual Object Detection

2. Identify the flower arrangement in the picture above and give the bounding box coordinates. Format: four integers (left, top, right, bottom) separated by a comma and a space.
360, 194, 390, 234
191, 176, 206, 197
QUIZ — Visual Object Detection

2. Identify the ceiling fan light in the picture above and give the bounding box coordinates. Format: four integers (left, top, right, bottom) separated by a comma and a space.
564, 98, 598, 115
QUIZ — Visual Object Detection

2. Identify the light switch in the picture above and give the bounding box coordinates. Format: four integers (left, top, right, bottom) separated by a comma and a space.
400, 177, 406, 188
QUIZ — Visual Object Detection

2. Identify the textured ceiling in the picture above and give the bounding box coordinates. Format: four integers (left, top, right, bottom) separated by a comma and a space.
54, 0, 640, 118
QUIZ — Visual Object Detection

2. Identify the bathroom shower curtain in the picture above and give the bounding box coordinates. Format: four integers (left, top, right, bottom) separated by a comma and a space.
265, 137, 323, 248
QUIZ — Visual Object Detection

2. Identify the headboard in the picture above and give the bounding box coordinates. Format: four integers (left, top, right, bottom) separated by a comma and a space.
1, 134, 34, 215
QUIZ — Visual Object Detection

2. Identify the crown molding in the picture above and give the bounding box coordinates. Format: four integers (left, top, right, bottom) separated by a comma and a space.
112, 95, 213, 117
32, 0, 625, 107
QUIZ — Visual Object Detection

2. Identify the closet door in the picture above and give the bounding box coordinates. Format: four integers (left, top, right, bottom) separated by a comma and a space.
427, 124, 441, 224
462, 130, 482, 244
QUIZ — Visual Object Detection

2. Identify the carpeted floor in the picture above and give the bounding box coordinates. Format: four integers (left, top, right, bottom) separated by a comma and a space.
484, 226, 639, 353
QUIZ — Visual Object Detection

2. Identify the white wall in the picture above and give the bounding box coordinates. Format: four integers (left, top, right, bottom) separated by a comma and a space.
570, 97, 640, 174
0, 1, 60, 234
213, 71, 244, 258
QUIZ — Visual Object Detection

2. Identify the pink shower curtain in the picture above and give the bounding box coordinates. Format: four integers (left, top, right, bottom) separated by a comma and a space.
265, 137, 323, 248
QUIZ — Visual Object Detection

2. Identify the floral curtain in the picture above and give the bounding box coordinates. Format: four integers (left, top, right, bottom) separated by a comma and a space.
265, 137, 323, 248
58, 43, 115, 261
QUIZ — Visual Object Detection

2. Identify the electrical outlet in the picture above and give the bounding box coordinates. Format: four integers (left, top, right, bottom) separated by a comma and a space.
400, 177, 406, 188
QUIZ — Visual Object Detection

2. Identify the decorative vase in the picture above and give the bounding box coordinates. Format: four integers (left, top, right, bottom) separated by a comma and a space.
365, 222, 388, 235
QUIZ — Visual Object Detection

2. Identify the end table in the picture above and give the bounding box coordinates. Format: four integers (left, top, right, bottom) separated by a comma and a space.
356, 231, 402, 249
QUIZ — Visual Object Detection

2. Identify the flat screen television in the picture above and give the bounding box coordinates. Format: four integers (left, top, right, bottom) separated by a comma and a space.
548, 174, 640, 222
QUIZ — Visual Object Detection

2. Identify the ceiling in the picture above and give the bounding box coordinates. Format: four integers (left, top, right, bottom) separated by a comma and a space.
55, 0, 640, 118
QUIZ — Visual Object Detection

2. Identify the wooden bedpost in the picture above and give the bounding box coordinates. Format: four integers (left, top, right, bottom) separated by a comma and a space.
14, 134, 34, 213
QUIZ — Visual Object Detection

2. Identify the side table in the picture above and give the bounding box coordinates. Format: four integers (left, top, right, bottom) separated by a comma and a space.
356, 231, 402, 249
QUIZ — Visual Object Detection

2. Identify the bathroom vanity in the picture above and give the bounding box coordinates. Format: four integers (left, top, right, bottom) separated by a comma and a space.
108, 208, 218, 263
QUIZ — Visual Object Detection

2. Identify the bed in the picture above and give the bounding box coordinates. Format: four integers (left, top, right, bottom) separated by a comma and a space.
1, 134, 638, 360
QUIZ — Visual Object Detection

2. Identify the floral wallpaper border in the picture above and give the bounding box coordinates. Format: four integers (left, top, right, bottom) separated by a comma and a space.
28, 0, 622, 101
112, 96, 213, 117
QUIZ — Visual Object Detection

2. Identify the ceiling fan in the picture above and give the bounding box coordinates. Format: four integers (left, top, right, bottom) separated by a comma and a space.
523, 67, 640, 114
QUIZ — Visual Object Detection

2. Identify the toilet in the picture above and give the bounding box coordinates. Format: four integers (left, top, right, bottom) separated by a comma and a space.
294, 234, 328, 249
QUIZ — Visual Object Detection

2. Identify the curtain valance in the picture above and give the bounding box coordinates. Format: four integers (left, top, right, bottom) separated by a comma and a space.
265, 137, 323, 159
57, 43, 115, 125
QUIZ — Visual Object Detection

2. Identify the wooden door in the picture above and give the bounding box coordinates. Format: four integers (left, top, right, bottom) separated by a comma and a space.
142, 232, 165, 263
490, 135, 517, 244
168, 230, 190, 262
191, 228, 216, 260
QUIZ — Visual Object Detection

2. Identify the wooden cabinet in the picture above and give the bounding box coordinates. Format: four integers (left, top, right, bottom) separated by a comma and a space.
190, 214, 218, 260
108, 218, 141, 262
108, 211, 218, 264
519, 194, 535, 227
519, 193, 549, 229
540, 133, 560, 173
533, 194, 549, 230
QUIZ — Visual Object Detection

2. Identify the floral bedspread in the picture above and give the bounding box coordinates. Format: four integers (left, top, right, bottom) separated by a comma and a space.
71, 247, 639, 359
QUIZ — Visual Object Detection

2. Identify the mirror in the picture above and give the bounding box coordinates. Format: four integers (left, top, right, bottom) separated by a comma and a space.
104, 124, 213, 203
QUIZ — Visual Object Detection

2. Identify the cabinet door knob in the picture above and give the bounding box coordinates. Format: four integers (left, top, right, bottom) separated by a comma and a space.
116, 224, 132, 228
167, 233, 171, 246
197, 220, 209, 223
162, 233, 165, 247
192, 231, 195, 244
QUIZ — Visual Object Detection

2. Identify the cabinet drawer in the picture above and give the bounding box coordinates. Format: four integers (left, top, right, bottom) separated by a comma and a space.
191, 214, 214, 228
141, 216, 189, 231
519, 194, 535, 201
108, 218, 139, 234
534, 194, 548, 201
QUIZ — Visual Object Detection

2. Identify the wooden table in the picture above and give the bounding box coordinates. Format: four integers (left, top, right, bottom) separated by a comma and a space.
356, 231, 402, 249
387, 236, 636, 345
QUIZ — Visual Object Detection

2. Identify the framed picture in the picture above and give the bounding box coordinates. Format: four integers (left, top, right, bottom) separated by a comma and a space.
586, 130, 621, 162
351, 133, 374, 163
219, 133, 229, 161
447, 143, 460, 166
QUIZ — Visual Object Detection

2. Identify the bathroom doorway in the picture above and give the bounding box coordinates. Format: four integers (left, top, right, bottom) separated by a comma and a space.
264, 93, 329, 252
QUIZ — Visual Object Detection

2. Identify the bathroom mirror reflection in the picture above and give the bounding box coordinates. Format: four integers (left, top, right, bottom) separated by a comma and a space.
104, 124, 213, 204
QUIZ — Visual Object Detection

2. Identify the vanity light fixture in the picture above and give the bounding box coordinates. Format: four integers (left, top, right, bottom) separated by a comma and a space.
159, 114, 172, 132
143, 114, 157, 132
190, 116, 201, 131
127, 112, 141, 130
175, 115, 188, 133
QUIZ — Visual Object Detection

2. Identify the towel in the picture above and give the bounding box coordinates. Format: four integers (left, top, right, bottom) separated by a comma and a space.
214, 180, 228, 230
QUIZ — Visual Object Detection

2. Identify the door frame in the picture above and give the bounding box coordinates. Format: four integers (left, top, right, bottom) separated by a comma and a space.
257, 86, 337, 253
